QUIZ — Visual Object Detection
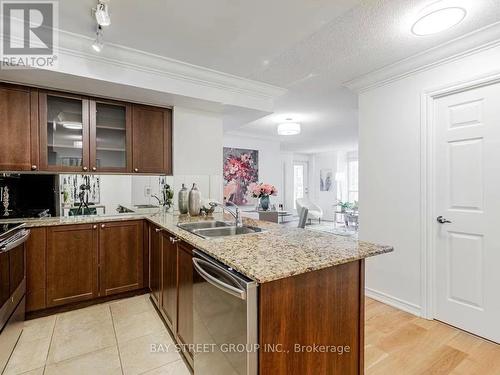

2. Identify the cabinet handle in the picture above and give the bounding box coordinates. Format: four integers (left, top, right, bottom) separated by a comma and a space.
134, 168, 139, 173
170, 237, 179, 244
93, 225, 97, 229
92, 167, 97, 172
83, 166, 88, 172
101, 224, 105, 229
31, 165, 37, 170
155, 228, 162, 233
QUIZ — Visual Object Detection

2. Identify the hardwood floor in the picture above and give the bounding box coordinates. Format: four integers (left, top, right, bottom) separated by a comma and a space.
366, 298, 500, 375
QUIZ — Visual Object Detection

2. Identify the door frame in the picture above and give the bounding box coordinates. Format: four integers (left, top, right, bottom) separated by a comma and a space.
420, 71, 500, 320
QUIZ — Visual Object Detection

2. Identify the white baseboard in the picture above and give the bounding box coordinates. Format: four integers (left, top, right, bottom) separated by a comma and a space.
365, 287, 422, 317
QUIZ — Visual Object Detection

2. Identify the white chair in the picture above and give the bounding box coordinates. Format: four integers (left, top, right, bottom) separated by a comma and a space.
296, 198, 323, 224
298, 207, 309, 228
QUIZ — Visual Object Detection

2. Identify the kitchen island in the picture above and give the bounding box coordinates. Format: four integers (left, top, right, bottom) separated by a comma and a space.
1, 211, 393, 374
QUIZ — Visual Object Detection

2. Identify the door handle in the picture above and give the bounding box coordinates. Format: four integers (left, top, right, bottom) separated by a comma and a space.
437, 216, 452, 224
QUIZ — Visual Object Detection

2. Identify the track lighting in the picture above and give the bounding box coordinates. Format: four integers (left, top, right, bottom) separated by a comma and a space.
94, 1, 111, 27
92, 25, 104, 52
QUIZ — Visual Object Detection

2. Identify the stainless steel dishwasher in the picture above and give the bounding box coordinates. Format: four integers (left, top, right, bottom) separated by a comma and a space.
192, 249, 258, 375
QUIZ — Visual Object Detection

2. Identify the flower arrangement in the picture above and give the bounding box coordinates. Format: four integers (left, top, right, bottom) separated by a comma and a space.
251, 183, 278, 198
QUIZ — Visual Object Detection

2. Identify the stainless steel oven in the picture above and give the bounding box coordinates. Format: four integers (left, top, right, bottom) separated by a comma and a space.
0, 223, 29, 373
193, 249, 258, 375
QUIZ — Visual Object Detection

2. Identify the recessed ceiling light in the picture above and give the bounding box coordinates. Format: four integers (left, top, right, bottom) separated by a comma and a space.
412, 7, 466, 36
277, 120, 301, 136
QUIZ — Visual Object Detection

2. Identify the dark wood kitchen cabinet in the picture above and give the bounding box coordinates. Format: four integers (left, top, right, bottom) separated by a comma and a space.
90, 99, 132, 173
26, 227, 47, 312
176, 241, 194, 357
46, 224, 98, 307
99, 220, 143, 296
160, 231, 177, 328
39, 91, 91, 173
0, 83, 172, 174
132, 105, 172, 174
149, 224, 162, 305
0, 83, 39, 171
44, 220, 144, 309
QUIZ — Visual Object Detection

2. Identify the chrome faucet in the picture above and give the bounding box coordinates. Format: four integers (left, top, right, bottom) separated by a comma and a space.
210, 201, 242, 227
152, 194, 162, 206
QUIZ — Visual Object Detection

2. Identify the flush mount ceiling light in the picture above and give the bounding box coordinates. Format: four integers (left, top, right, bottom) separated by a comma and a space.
94, 1, 111, 27
92, 25, 104, 52
412, 7, 466, 36
277, 119, 301, 136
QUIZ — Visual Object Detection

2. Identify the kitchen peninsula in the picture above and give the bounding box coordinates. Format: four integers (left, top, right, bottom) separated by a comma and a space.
0, 210, 393, 375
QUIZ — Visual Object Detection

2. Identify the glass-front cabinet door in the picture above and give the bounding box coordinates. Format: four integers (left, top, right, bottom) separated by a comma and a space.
39, 92, 90, 172
90, 100, 131, 173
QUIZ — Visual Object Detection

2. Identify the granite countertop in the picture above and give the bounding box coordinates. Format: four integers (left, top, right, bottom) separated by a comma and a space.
0, 211, 393, 283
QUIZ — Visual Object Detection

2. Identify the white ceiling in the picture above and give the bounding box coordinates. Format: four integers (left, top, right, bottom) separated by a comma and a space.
57, 0, 500, 153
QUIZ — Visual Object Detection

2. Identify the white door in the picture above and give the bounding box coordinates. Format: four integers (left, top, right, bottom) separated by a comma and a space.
434, 83, 500, 343
293, 161, 309, 209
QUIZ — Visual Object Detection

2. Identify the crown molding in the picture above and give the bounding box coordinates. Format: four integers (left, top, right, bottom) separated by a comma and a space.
58, 30, 287, 99
1, 26, 287, 112
344, 22, 500, 94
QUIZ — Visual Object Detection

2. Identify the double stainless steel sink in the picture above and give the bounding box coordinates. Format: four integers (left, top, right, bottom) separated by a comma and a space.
177, 221, 264, 239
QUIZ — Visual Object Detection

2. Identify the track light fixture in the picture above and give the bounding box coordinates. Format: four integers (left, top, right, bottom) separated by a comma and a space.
92, 25, 104, 52
94, 1, 111, 27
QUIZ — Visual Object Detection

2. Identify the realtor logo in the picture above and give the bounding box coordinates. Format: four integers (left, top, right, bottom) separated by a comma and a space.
1, 1, 58, 69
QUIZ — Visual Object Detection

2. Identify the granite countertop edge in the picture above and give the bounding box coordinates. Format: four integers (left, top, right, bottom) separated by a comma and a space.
0, 212, 394, 283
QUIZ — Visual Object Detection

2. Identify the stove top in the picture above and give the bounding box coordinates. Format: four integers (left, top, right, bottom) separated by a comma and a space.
0, 223, 26, 238
2, 208, 51, 219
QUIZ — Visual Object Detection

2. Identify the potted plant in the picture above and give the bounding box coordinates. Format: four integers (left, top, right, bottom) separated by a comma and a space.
336, 200, 352, 213
251, 183, 277, 211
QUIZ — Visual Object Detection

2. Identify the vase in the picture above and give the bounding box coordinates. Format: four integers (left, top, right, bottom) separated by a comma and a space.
178, 184, 188, 214
188, 183, 201, 216
260, 195, 270, 211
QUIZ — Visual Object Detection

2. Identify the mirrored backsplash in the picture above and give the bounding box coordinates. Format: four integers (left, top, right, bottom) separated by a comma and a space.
0, 173, 222, 218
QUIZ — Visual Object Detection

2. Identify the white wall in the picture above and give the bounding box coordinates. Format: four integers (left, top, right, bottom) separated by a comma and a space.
358, 44, 500, 316
173, 106, 224, 203
223, 134, 283, 207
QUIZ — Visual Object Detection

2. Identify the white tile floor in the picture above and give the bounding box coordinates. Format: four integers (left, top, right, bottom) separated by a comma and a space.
4, 294, 191, 375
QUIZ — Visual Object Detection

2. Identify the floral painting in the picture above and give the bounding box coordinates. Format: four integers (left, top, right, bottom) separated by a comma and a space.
223, 147, 259, 205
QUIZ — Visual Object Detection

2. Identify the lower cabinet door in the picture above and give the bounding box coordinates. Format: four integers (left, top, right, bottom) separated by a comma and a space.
177, 242, 194, 358
149, 225, 162, 305
46, 224, 98, 307
26, 228, 47, 312
160, 232, 177, 328
99, 221, 143, 296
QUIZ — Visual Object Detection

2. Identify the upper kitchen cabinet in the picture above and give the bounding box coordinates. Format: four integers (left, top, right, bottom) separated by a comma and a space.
0, 84, 39, 171
90, 99, 132, 173
132, 105, 172, 175
39, 91, 91, 173
0, 83, 172, 174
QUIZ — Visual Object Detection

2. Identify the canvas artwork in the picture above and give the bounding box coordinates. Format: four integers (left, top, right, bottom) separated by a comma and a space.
223, 147, 259, 205
320, 169, 333, 192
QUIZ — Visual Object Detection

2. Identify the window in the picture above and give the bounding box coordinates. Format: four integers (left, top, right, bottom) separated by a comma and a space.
347, 159, 358, 203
